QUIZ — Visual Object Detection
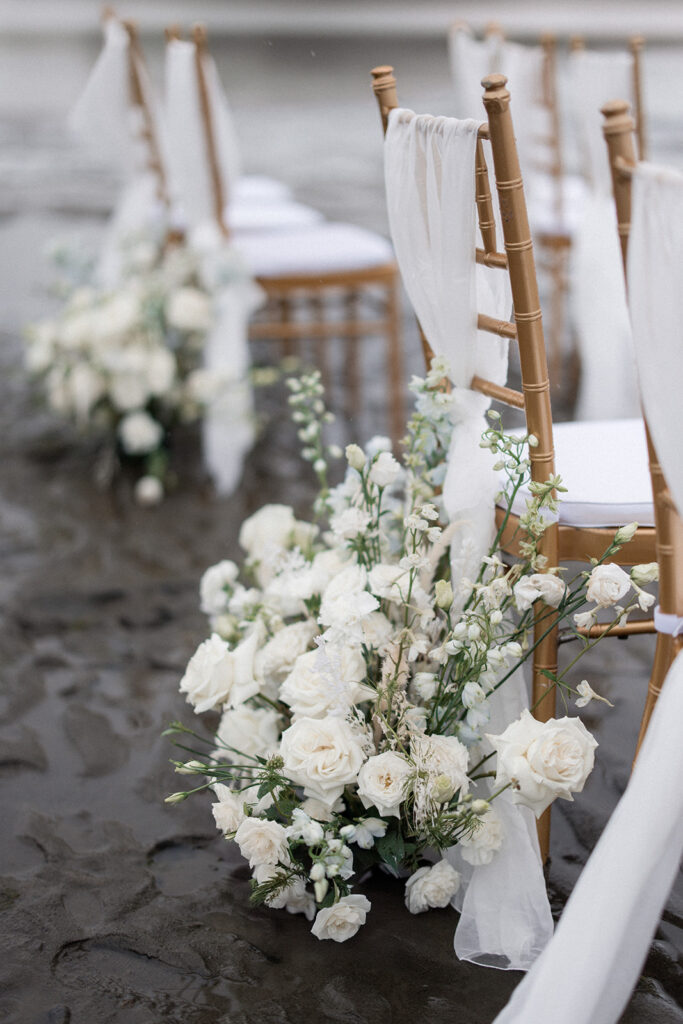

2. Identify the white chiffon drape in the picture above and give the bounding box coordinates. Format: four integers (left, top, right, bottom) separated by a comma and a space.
494, 162, 683, 1023
568, 50, 640, 421
384, 109, 553, 970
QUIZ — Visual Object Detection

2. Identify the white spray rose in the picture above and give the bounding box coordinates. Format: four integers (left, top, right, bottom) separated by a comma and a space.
487, 709, 598, 817
514, 573, 566, 612
586, 564, 631, 608
357, 750, 412, 817
280, 716, 367, 807
458, 807, 504, 866
368, 451, 401, 487
311, 894, 371, 942
239, 504, 296, 560
280, 644, 373, 720
179, 628, 262, 713
118, 410, 163, 455
200, 560, 240, 616
166, 286, 212, 332
234, 817, 289, 869
215, 705, 280, 762
404, 860, 461, 914
211, 783, 247, 834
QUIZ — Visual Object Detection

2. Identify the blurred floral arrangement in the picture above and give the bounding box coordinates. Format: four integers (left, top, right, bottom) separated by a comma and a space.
24, 233, 245, 504
165, 361, 656, 943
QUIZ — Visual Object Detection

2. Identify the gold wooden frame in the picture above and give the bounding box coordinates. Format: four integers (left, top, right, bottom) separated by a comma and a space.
372, 65, 659, 861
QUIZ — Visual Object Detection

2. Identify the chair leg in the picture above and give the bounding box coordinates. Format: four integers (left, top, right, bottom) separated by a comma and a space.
345, 289, 361, 426
533, 610, 559, 864
386, 273, 404, 451
633, 632, 682, 761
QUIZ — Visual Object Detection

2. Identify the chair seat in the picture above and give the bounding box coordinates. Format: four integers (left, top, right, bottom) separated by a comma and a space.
499, 418, 655, 528
227, 200, 323, 233
234, 222, 395, 278
232, 175, 292, 203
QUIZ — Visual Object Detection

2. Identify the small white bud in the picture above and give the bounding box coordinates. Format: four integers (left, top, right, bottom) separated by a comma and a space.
164, 791, 187, 804
345, 443, 366, 471
309, 862, 326, 882
314, 878, 329, 902
614, 521, 639, 544
435, 579, 454, 610
471, 799, 490, 816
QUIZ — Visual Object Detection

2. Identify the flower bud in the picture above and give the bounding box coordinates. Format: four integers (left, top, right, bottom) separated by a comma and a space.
630, 562, 659, 585
175, 760, 205, 775
471, 799, 490, 816
614, 521, 638, 544
345, 444, 366, 471
431, 773, 456, 803
309, 862, 326, 882
435, 579, 454, 610
314, 878, 329, 903
164, 791, 188, 804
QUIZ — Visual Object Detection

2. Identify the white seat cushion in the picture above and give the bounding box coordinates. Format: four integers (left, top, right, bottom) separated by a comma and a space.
232, 175, 292, 203
499, 418, 655, 528
227, 200, 323, 233
234, 222, 395, 278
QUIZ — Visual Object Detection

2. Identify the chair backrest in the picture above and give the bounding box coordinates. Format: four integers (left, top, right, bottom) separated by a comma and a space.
371, 67, 556, 503
118, 17, 169, 206
602, 101, 683, 627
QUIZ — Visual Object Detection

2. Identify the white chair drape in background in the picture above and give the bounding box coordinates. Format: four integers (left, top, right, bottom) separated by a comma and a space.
448, 27, 498, 123
384, 109, 552, 971
568, 50, 640, 421
493, 159, 683, 1024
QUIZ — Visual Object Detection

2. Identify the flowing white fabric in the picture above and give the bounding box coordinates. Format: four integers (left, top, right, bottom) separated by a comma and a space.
569, 50, 640, 420
448, 26, 499, 121
628, 162, 683, 516
384, 108, 550, 970
493, 650, 683, 1023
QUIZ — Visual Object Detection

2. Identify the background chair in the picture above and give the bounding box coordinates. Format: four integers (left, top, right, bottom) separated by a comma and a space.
372, 66, 659, 861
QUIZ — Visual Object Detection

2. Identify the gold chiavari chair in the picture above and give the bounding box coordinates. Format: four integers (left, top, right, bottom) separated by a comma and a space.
184, 25, 405, 446
372, 66, 660, 861
602, 99, 683, 753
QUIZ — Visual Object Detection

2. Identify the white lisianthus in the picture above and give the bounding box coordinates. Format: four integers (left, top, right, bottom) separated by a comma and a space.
514, 573, 566, 612
369, 450, 401, 487
412, 734, 469, 797
239, 504, 296, 559
252, 863, 316, 919
134, 474, 164, 507
118, 410, 163, 455
280, 715, 367, 807
211, 783, 247, 835
345, 444, 366, 471
357, 750, 413, 817
434, 579, 454, 610
311, 894, 371, 942
614, 521, 638, 544
166, 286, 212, 332
179, 628, 262, 713
586, 564, 631, 608
404, 860, 461, 914
234, 817, 289, 869
630, 562, 659, 586
280, 645, 373, 720
214, 705, 281, 762
458, 807, 504, 866
487, 709, 598, 817
200, 560, 240, 616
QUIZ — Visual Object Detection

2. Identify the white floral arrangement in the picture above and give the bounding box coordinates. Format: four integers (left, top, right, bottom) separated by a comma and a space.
25, 234, 242, 503
165, 362, 656, 943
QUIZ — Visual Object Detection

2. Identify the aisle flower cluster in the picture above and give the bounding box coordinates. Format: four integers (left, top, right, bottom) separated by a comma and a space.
25, 234, 244, 503
165, 362, 656, 941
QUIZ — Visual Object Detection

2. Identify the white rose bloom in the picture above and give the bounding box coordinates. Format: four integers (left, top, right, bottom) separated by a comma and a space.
514, 573, 566, 612
97, 290, 141, 338
367, 563, 410, 602
586, 564, 631, 608
200, 560, 240, 616
211, 783, 247, 834
365, 435, 392, 457
69, 362, 105, 421
412, 734, 469, 796
253, 620, 318, 698
404, 860, 461, 914
487, 708, 598, 817
234, 817, 289, 869
118, 410, 163, 455
166, 286, 212, 332
458, 807, 504, 866
357, 750, 412, 817
330, 506, 371, 540
280, 716, 367, 807
311, 894, 371, 942
145, 346, 176, 396
239, 504, 296, 559
280, 645, 373, 720
214, 705, 280, 762
252, 863, 316, 919
134, 475, 164, 506
109, 372, 151, 412
368, 451, 401, 488
179, 628, 262, 713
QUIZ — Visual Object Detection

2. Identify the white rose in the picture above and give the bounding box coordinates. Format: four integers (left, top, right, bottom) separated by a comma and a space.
134, 475, 164, 506
586, 564, 631, 608
280, 716, 367, 806
234, 817, 289, 869
311, 894, 371, 941
118, 410, 163, 455
214, 705, 280, 762
239, 504, 296, 566
365, 435, 392, 457
357, 750, 412, 817
412, 734, 469, 796
252, 863, 315, 919
254, 620, 318, 698
69, 362, 105, 421
487, 708, 598, 817
97, 290, 141, 338
280, 645, 373, 720
514, 573, 566, 612
368, 450, 401, 488
179, 628, 262, 713
404, 859, 461, 914
166, 286, 212, 332
200, 560, 240, 616
211, 783, 247, 834
458, 807, 504, 866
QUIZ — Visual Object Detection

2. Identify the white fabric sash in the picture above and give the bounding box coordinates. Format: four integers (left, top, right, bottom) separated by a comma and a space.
493, 649, 683, 1023
384, 108, 550, 971
628, 162, 683, 516
448, 27, 499, 122
568, 49, 640, 421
